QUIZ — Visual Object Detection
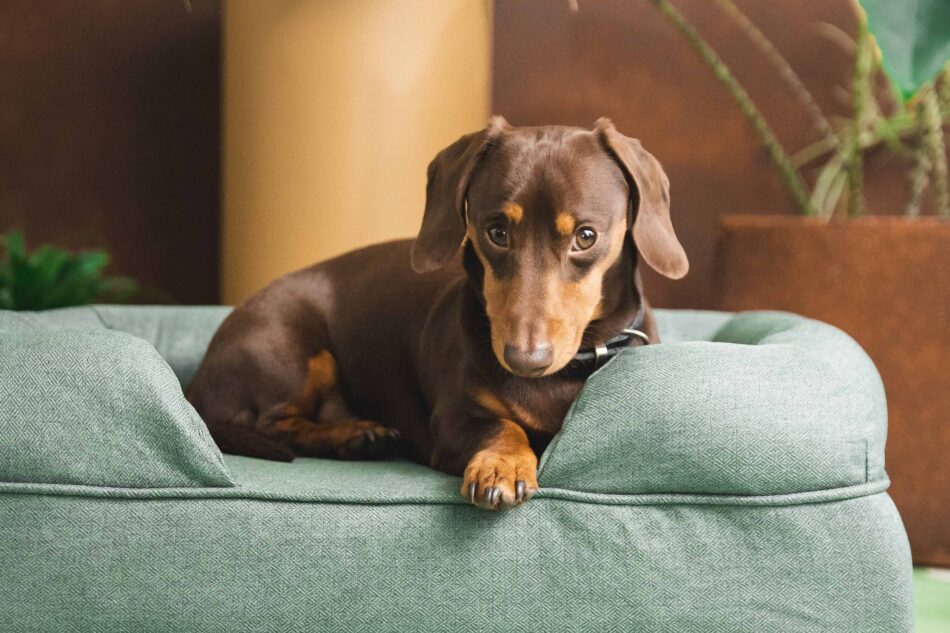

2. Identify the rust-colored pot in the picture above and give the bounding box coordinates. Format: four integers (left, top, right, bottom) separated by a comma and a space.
717, 215, 950, 567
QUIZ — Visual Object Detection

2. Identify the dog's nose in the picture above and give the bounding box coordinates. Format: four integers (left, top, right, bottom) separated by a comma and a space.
503, 344, 554, 376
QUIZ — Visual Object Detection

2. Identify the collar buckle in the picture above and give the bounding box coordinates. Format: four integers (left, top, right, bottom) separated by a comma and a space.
560, 306, 650, 379
621, 328, 650, 345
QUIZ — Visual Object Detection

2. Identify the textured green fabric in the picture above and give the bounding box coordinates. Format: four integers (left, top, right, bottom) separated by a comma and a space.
0, 306, 913, 631
0, 305, 107, 332
652, 308, 733, 344
0, 456, 892, 507
0, 305, 232, 387
0, 328, 232, 488
540, 312, 886, 495
0, 489, 912, 633
93, 305, 233, 387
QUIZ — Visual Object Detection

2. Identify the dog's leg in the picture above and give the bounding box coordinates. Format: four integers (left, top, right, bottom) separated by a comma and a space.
293, 350, 341, 417
260, 416, 400, 459
205, 420, 297, 462
457, 419, 538, 511
255, 349, 400, 459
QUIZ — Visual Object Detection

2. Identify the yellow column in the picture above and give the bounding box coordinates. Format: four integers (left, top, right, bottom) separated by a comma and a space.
222, 0, 491, 304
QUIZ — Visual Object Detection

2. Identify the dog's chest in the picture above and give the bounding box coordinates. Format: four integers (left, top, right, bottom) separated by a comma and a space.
502, 378, 584, 435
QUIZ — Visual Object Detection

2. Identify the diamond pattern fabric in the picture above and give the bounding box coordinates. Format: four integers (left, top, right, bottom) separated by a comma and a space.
0, 306, 913, 631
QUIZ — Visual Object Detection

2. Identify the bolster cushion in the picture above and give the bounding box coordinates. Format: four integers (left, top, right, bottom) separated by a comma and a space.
538, 312, 887, 496
0, 328, 233, 488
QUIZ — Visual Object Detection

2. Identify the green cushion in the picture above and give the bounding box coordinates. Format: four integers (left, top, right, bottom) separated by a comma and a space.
0, 305, 231, 386
0, 327, 232, 488
0, 480, 912, 633
0, 305, 913, 632
540, 312, 886, 495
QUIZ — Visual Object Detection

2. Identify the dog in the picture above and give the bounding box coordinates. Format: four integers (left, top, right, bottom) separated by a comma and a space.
187, 116, 688, 510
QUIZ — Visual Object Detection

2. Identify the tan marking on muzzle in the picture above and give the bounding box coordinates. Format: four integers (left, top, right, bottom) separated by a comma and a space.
538, 223, 627, 374
466, 221, 628, 376
467, 225, 515, 372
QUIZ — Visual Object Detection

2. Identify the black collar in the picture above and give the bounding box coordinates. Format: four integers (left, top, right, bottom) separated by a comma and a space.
560, 304, 650, 378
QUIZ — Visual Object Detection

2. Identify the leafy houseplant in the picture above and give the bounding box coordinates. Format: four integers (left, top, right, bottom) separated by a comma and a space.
648, 0, 950, 567
651, 0, 950, 218
0, 231, 137, 311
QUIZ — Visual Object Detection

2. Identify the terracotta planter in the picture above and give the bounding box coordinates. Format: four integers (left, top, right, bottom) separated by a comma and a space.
717, 215, 950, 567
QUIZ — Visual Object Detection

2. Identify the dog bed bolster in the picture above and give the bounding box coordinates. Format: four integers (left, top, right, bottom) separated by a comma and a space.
0, 328, 233, 488
538, 312, 886, 496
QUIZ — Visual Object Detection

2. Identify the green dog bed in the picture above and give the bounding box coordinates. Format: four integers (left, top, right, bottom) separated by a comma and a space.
0, 306, 912, 632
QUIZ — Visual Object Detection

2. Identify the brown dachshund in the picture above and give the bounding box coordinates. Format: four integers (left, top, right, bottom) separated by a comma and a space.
187, 117, 688, 510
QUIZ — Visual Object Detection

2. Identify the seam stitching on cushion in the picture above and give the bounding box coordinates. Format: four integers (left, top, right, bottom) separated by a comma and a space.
0, 479, 891, 508
89, 305, 111, 329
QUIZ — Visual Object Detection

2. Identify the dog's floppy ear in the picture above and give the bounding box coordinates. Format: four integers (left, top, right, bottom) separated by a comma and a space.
411, 116, 509, 273
595, 118, 688, 280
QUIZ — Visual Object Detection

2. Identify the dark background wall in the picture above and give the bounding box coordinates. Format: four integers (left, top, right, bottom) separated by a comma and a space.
0, 0, 902, 308
493, 0, 909, 309
0, 0, 220, 304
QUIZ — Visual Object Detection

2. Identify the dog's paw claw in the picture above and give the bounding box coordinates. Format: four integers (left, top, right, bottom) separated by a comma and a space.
460, 450, 538, 511
338, 422, 401, 459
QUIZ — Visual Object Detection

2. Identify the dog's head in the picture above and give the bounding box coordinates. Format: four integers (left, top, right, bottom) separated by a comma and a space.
411, 116, 688, 377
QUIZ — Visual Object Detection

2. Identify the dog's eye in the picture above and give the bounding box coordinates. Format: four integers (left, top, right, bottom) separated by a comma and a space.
486, 225, 509, 248
573, 227, 597, 251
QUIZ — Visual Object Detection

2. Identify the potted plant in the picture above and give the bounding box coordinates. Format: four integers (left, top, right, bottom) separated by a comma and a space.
651, 0, 950, 566
0, 231, 137, 310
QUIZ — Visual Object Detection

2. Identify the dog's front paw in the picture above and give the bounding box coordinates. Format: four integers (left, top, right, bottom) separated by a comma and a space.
461, 450, 538, 511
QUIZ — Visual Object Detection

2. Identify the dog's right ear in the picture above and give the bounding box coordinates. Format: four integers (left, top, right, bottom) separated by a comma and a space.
410, 116, 509, 273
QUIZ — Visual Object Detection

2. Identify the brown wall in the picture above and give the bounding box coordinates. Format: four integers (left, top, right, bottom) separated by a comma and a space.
492, 0, 908, 309
0, 0, 221, 304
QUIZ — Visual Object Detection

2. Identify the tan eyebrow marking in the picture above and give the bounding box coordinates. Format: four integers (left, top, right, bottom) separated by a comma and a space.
555, 212, 575, 237
502, 202, 523, 224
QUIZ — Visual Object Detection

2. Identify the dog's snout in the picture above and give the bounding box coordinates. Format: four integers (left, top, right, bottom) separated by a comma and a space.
503, 343, 553, 376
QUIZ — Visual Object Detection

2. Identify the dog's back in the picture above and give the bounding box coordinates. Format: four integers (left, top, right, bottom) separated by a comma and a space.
187, 240, 459, 462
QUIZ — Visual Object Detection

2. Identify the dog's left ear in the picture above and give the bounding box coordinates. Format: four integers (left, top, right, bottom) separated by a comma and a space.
595, 118, 689, 280
411, 116, 509, 273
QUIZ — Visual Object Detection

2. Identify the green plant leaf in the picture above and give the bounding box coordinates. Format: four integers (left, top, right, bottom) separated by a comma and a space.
859, 0, 950, 100
26, 246, 71, 306
0, 235, 10, 299
0, 231, 138, 310
96, 276, 139, 303
42, 251, 110, 309
3, 231, 26, 264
